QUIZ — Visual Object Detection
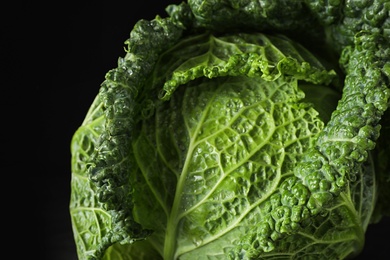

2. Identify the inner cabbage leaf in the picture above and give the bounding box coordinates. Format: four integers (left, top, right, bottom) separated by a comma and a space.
129, 74, 335, 259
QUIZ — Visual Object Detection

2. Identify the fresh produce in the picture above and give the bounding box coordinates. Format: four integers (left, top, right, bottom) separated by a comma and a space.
70, 1, 390, 259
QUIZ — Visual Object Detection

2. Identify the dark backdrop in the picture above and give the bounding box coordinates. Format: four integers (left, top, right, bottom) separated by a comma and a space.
16, 1, 387, 259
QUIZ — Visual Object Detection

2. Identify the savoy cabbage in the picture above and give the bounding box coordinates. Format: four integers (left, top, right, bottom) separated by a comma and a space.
70, 0, 390, 259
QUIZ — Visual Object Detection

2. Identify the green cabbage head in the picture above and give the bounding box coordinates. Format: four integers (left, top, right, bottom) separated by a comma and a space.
69, 1, 390, 259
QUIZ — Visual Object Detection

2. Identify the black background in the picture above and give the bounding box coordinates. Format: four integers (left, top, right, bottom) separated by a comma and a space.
8, 1, 388, 259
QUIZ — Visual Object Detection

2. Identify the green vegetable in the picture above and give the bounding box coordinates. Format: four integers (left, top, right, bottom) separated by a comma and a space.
69, 1, 390, 259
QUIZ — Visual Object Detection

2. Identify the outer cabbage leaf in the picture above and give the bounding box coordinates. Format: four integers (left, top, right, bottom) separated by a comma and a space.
186, 0, 323, 41
70, 15, 185, 260
133, 75, 327, 259
236, 31, 389, 259
306, 0, 390, 52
